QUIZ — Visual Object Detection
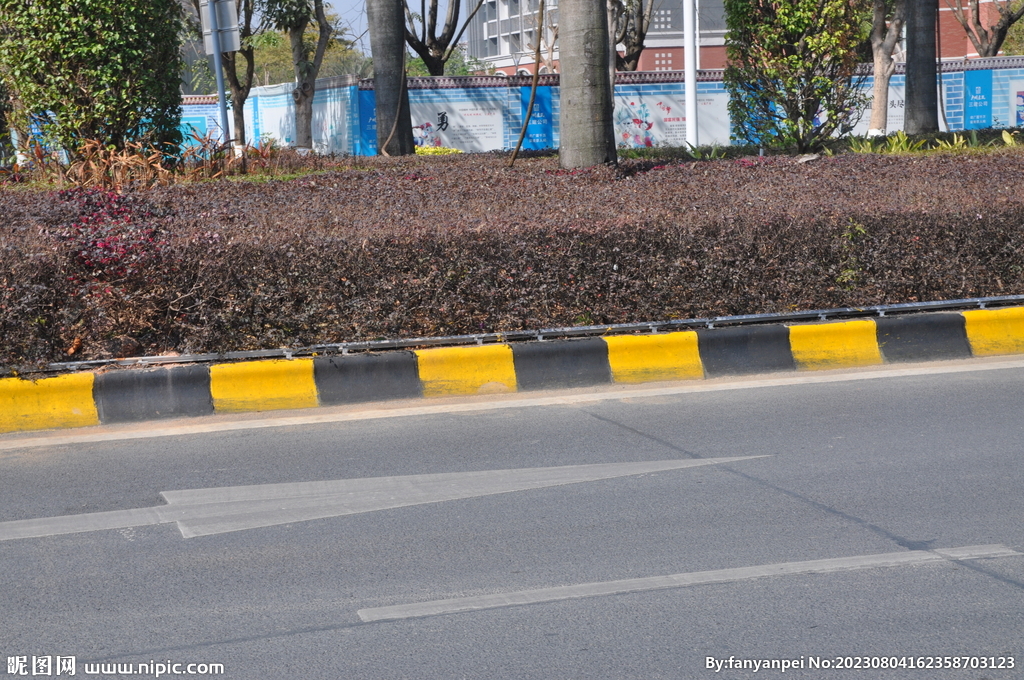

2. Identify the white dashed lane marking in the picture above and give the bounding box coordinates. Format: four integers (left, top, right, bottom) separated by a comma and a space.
357, 545, 1023, 622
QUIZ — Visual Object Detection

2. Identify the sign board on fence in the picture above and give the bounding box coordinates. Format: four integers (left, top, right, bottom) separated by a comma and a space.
520, 87, 554, 150
614, 91, 730, 148
964, 70, 993, 129
410, 100, 504, 152
358, 89, 378, 155
1011, 79, 1024, 128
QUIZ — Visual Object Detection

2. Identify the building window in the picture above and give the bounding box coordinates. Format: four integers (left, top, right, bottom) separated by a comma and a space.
653, 9, 672, 30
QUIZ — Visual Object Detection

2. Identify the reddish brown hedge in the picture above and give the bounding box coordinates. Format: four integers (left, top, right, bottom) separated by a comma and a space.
2, 150, 1023, 370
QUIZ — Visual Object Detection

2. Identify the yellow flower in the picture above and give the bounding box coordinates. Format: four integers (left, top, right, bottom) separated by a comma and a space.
415, 146, 463, 155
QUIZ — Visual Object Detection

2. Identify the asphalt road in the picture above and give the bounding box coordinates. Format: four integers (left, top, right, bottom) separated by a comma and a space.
1, 360, 1023, 679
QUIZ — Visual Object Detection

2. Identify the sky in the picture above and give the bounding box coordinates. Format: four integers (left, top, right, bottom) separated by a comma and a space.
330, 1, 370, 53
329, 0, 469, 56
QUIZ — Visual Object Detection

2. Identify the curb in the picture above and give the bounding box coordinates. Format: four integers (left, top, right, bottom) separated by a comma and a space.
3, 306, 1024, 435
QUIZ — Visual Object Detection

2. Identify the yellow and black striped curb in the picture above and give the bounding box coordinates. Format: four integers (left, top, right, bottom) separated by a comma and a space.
3, 306, 1024, 435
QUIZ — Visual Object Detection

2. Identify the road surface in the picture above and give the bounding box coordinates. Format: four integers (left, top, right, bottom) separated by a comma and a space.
2, 359, 1022, 679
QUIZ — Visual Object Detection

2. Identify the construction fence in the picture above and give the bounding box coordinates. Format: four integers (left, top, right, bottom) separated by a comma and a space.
180, 56, 1024, 154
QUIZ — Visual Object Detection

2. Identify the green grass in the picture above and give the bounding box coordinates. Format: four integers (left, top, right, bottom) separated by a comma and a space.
618, 143, 761, 161
845, 127, 1023, 155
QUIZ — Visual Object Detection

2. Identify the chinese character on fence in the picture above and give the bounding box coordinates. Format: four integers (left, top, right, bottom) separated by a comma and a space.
437, 112, 449, 132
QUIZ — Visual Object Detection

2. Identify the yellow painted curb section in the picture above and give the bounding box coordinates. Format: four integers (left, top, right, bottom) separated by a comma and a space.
210, 359, 318, 413
789, 319, 883, 371
604, 332, 704, 383
963, 306, 1024, 356
0, 373, 99, 433
416, 345, 518, 397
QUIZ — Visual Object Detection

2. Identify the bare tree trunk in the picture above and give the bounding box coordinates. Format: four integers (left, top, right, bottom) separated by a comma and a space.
287, 0, 331, 150
544, 22, 559, 73
905, 0, 939, 134
403, 0, 485, 76
223, 48, 255, 148
616, 0, 654, 71
288, 22, 313, 148
868, 0, 906, 136
368, 0, 415, 155
509, 0, 546, 167
559, 0, 617, 168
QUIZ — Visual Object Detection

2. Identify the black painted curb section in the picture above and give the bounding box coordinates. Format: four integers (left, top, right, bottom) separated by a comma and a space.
313, 352, 423, 405
511, 338, 612, 391
697, 325, 796, 377
876, 314, 973, 363
93, 365, 213, 423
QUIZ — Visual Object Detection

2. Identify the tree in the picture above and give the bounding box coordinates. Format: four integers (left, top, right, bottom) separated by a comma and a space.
368, 0, 415, 155
404, 0, 485, 76
0, 79, 11, 156
1005, 12, 1024, 53
559, 0, 617, 168
0, 0, 183, 158
723, 0, 871, 152
404, 44, 488, 76
904, 0, 939, 134
182, 0, 264, 148
180, 15, 219, 96
526, 9, 560, 74
266, 0, 333, 150
867, 0, 907, 136
252, 26, 372, 85
612, 0, 655, 71
944, 0, 1024, 57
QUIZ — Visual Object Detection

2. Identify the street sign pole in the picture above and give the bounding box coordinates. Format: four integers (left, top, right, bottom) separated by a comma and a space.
207, 0, 232, 146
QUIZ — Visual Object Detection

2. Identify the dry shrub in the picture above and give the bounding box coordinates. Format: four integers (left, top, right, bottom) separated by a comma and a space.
66, 140, 174, 189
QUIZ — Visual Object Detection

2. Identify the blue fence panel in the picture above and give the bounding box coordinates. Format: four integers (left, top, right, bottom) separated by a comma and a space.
180, 59, 1024, 156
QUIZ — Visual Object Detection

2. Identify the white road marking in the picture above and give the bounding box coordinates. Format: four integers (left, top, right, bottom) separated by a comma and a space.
0, 456, 765, 541
3, 357, 1024, 452
357, 544, 1023, 622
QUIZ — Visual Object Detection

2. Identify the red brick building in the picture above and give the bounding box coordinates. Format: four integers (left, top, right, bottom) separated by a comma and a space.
466, 0, 1015, 75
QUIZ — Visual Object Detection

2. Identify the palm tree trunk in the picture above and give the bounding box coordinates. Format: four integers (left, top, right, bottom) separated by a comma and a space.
559, 0, 617, 168
368, 0, 415, 155
905, 0, 938, 134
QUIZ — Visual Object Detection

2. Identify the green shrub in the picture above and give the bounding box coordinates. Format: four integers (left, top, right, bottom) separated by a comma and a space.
724, 0, 871, 152
0, 0, 184, 159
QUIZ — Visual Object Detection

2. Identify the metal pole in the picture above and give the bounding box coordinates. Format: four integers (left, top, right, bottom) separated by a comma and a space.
207, 0, 231, 145
683, 0, 698, 147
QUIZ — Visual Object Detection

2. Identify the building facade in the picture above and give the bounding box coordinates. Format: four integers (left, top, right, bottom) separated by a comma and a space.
464, 0, 729, 75
464, 0, 1019, 75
